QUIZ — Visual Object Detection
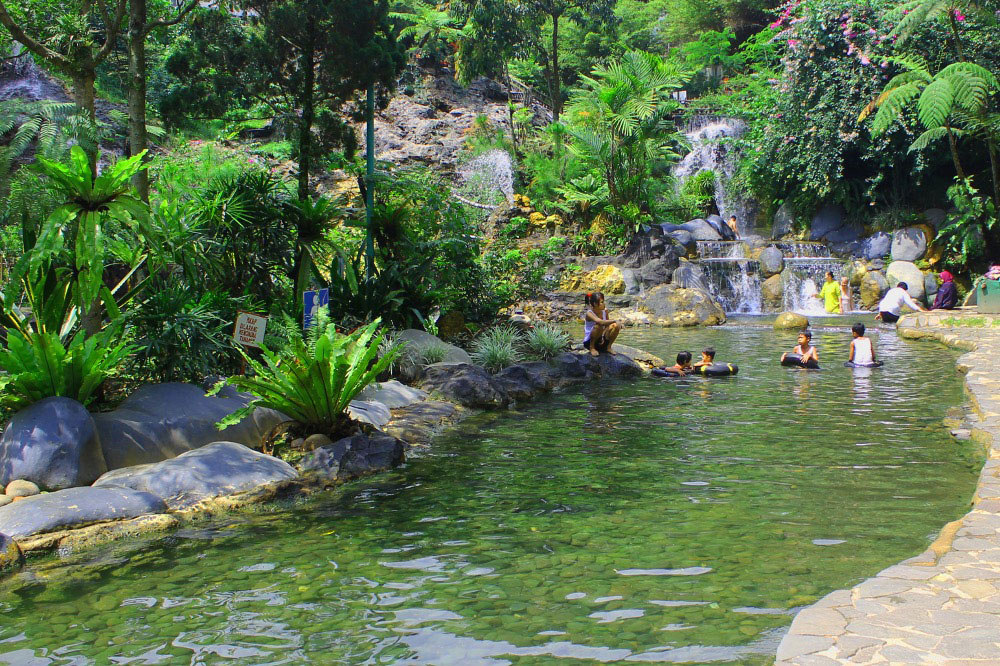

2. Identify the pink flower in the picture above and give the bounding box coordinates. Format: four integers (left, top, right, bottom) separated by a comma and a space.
788, 39, 800, 47
860, 54, 871, 65
953, 9, 965, 21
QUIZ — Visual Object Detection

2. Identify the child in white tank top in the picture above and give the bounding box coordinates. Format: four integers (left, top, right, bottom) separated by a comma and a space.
849, 322, 876, 366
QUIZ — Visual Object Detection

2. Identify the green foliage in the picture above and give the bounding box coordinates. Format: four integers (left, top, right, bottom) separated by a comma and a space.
415, 341, 449, 365
937, 178, 995, 267
500, 216, 531, 239
524, 322, 570, 361
471, 325, 523, 373
679, 169, 717, 216
211, 318, 401, 433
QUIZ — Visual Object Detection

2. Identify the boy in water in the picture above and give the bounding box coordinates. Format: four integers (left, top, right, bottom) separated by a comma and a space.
781, 330, 819, 365
692, 347, 716, 368
662, 351, 694, 376
848, 322, 876, 365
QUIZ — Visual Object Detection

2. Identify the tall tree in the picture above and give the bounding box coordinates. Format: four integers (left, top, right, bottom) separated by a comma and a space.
0, 0, 129, 165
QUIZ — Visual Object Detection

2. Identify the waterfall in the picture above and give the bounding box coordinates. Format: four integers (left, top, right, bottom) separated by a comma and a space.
0, 43, 68, 102
697, 241, 763, 314
782, 255, 847, 314
455, 149, 515, 209
673, 116, 757, 234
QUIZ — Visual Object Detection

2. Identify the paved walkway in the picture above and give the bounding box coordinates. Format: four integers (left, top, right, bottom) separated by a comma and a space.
776, 309, 1000, 665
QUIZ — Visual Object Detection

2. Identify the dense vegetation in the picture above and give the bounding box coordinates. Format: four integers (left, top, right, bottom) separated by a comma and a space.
1, 0, 999, 424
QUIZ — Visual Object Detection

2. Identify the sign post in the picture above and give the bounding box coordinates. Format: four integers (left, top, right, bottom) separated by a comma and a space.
233, 311, 268, 374
303, 287, 330, 329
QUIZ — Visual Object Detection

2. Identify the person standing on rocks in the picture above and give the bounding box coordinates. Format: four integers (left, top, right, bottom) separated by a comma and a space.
876, 282, 926, 323
583, 292, 621, 356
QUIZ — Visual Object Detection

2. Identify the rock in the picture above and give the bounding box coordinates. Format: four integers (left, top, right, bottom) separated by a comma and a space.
420, 363, 510, 408
613, 308, 653, 326
621, 268, 642, 295
638, 284, 726, 326
93, 442, 297, 510
303, 434, 333, 451
638, 256, 676, 287
772, 202, 796, 238
924, 208, 947, 230
554, 352, 595, 379
762, 274, 784, 309
924, 273, 939, 299
759, 246, 784, 277
4, 480, 39, 498
347, 400, 392, 428
436, 310, 466, 338
611, 344, 665, 369
681, 218, 722, 241
397, 329, 472, 364
891, 226, 928, 262
560, 264, 625, 294
298, 437, 350, 479
0, 532, 22, 571
357, 380, 428, 409
824, 222, 863, 244
0, 397, 105, 491
0, 487, 166, 539
94, 383, 288, 472
667, 229, 696, 255
863, 232, 891, 259
886, 261, 926, 301
706, 214, 736, 240
671, 259, 708, 291
774, 312, 809, 329
509, 313, 532, 330
339, 433, 406, 479
495, 362, 560, 401
593, 352, 643, 378
846, 259, 868, 286
622, 226, 666, 268
810, 204, 846, 240
860, 270, 889, 308
0, 496, 10, 508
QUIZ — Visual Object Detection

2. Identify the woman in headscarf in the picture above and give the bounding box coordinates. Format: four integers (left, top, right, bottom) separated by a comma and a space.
931, 270, 958, 310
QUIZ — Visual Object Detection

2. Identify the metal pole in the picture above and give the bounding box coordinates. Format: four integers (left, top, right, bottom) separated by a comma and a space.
365, 84, 375, 276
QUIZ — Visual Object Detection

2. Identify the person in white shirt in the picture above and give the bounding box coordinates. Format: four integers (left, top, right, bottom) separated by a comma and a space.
876, 282, 926, 323
848, 322, 877, 366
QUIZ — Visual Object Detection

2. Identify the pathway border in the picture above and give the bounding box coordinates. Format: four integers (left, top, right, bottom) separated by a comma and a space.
776, 309, 1000, 665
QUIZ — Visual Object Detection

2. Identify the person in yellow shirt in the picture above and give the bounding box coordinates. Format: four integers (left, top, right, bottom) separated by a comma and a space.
815, 271, 841, 313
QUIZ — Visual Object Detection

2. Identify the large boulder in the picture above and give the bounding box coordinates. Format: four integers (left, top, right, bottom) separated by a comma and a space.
560, 264, 625, 294
706, 214, 736, 240
356, 380, 427, 409
924, 273, 939, 300
0, 397, 105, 490
93, 441, 297, 509
762, 274, 784, 309
671, 259, 708, 291
860, 270, 889, 308
0, 487, 166, 539
420, 363, 510, 408
862, 232, 891, 260
638, 256, 676, 287
0, 533, 22, 571
593, 352, 643, 378
824, 222, 863, 244
397, 329, 472, 364
621, 227, 682, 269
886, 261, 926, 301
299, 432, 405, 481
94, 383, 288, 472
774, 312, 809, 329
891, 226, 928, 262
637, 284, 726, 326
346, 400, 392, 428
759, 246, 784, 277
771, 202, 796, 239
621, 268, 642, 295
924, 208, 947, 230
809, 205, 846, 241
666, 229, 696, 255
494, 362, 560, 401
682, 218, 722, 241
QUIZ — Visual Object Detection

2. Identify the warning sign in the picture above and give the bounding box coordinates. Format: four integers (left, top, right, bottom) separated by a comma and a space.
234, 311, 268, 348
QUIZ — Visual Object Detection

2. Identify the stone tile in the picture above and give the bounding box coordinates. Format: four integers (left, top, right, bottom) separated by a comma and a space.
812, 589, 852, 608
926, 610, 999, 629
880, 644, 938, 662
788, 608, 849, 636
879, 564, 940, 581
854, 578, 916, 598
775, 634, 835, 661
951, 537, 996, 551
793, 655, 842, 665
952, 580, 999, 599
949, 566, 1000, 581
831, 635, 883, 659
937, 636, 1000, 660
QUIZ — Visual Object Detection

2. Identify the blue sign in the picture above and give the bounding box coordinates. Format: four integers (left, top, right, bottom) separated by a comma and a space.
303, 288, 329, 329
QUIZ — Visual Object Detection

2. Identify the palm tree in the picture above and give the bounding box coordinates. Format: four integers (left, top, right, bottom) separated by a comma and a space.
390, 1, 466, 67
284, 195, 343, 318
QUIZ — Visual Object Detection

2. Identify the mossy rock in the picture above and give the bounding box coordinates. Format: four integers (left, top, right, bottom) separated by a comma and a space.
774, 312, 808, 330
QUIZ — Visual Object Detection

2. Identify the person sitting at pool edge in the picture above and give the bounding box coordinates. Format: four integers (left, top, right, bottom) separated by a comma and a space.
813, 271, 841, 313
583, 291, 621, 356
693, 347, 715, 368
848, 322, 876, 365
875, 282, 926, 323
931, 270, 958, 310
661, 351, 694, 376
782, 330, 819, 365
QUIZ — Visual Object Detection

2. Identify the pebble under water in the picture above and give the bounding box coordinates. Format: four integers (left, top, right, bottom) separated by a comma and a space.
0, 321, 982, 665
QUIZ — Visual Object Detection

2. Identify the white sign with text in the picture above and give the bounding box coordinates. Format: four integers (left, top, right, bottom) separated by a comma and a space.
234, 311, 268, 348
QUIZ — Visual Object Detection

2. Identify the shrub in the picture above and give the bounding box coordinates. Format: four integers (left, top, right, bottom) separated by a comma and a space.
524, 323, 570, 361
471, 325, 522, 373
211, 318, 401, 434
419, 341, 449, 365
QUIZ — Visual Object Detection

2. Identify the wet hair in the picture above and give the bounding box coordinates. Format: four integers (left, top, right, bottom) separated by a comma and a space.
584, 292, 605, 307
702, 347, 716, 359
897, 282, 908, 290
852, 322, 865, 336
799, 329, 812, 340
677, 351, 692, 365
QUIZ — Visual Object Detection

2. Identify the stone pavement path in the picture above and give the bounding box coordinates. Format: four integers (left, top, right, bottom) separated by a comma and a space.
776, 311, 1000, 665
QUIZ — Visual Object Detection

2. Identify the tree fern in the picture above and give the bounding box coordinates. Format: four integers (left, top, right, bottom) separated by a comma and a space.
917, 77, 955, 129
909, 126, 954, 152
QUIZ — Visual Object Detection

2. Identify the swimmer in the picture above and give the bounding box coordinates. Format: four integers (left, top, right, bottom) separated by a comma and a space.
661, 351, 693, 377
781, 330, 819, 365
848, 322, 876, 366
692, 347, 716, 368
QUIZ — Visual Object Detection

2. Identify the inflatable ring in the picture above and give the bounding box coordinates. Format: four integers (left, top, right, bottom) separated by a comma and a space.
844, 360, 884, 368
781, 353, 820, 369
695, 363, 738, 377
652, 367, 683, 378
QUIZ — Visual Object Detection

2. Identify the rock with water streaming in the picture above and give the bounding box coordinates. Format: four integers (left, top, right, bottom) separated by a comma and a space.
863, 232, 891, 260
774, 312, 809, 330
809, 205, 847, 241
93, 442, 298, 510
759, 247, 784, 277
891, 226, 928, 262
637, 284, 726, 326
682, 218, 723, 241
886, 261, 926, 301
0, 487, 166, 539
860, 270, 889, 308
671, 260, 708, 291
0, 397, 106, 491
762, 274, 784, 309
772, 203, 796, 238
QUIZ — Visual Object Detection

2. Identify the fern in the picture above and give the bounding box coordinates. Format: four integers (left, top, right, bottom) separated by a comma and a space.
917, 77, 954, 129
909, 126, 953, 152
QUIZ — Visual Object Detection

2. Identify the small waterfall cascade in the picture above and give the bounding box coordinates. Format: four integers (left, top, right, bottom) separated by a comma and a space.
673, 116, 757, 234
0, 43, 68, 102
455, 148, 515, 208
696, 241, 763, 314
782, 245, 847, 315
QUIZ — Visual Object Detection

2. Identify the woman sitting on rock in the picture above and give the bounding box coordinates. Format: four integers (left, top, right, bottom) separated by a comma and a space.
583, 292, 621, 356
931, 271, 958, 310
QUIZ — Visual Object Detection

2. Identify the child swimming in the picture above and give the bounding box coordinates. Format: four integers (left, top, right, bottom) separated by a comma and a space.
781, 330, 819, 365
692, 347, 715, 368
583, 292, 621, 356
659, 351, 693, 376
847, 322, 877, 366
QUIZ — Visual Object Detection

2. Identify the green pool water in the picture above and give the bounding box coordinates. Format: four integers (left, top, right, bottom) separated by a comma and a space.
0, 322, 982, 665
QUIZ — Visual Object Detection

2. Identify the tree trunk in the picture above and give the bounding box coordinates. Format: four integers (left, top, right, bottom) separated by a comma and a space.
71, 66, 98, 173
988, 136, 1000, 213
946, 124, 966, 181
127, 0, 150, 202
550, 12, 561, 121
297, 40, 315, 202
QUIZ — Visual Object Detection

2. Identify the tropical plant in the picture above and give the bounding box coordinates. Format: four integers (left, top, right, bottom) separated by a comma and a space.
390, 0, 466, 66
471, 325, 523, 373
0, 100, 77, 182
210, 318, 402, 434
524, 322, 570, 361
937, 178, 996, 266
284, 194, 343, 315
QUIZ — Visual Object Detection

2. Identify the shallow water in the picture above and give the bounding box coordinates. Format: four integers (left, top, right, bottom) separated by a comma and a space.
0, 322, 981, 665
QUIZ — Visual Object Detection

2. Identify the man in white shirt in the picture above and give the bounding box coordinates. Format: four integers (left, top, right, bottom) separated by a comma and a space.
876, 282, 926, 323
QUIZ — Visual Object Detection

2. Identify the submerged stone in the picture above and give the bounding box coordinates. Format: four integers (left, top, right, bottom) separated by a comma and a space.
0, 487, 166, 539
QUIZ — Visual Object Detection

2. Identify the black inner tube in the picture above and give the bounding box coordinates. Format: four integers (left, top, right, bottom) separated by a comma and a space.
844, 360, 884, 368
696, 362, 738, 376
652, 367, 683, 378
781, 353, 820, 369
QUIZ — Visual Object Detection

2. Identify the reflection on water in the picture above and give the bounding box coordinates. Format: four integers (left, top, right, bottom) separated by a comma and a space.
0, 322, 980, 665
